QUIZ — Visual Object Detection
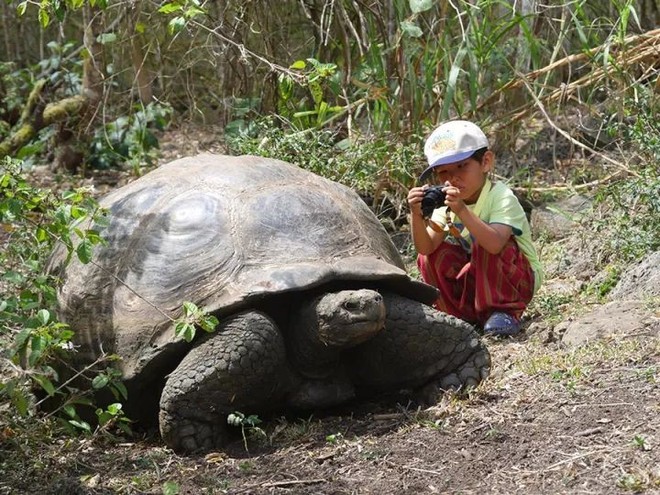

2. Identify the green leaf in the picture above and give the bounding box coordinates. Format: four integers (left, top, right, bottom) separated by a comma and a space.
28, 336, 45, 366
3, 271, 24, 285
175, 322, 196, 342
198, 315, 218, 333
135, 22, 146, 34
182, 301, 200, 317
290, 60, 306, 70
92, 374, 109, 390
70, 205, 87, 219
33, 374, 56, 396
13, 328, 32, 353
69, 419, 92, 433
97, 33, 117, 45
36, 309, 50, 325
96, 409, 112, 426
158, 2, 183, 14
76, 239, 93, 264
409, 0, 433, 13
107, 402, 122, 415
163, 481, 180, 495
36, 227, 48, 242
184, 5, 205, 18
400, 21, 423, 38
112, 381, 128, 400
38, 7, 50, 28
167, 16, 186, 34
12, 389, 29, 416
62, 404, 77, 418
16, 1, 27, 15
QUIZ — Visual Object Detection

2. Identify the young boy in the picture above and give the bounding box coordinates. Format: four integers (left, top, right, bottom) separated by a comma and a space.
407, 120, 543, 335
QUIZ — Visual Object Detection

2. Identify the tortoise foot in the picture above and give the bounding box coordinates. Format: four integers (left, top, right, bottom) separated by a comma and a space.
416, 343, 491, 405
159, 409, 226, 453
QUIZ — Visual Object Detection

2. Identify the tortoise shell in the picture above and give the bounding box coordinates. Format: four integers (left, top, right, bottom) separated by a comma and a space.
50, 154, 436, 381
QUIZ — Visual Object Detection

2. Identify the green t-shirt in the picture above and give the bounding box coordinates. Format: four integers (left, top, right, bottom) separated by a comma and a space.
430, 179, 544, 293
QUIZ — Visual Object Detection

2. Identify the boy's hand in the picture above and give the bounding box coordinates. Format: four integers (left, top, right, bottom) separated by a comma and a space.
442, 183, 466, 214
407, 185, 428, 218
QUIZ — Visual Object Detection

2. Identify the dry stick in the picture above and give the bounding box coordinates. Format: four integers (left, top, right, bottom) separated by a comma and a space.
541, 448, 612, 473
517, 72, 642, 179
479, 28, 660, 111
493, 38, 660, 131
401, 465, 446, 476
261, 479, 326, 488
483, 34, 660, 132
507, 171, 626, 194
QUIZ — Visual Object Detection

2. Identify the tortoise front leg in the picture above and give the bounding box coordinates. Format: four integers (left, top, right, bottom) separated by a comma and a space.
159, 311, 291, 453
347, 293, 491, 399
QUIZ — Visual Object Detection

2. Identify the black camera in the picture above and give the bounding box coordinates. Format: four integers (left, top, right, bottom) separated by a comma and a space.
421, 185, 446, 219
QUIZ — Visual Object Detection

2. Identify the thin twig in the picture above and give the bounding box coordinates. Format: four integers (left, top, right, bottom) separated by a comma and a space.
261, 478, 326, 488
506, 170, 626, 194
401, 465, 446, 476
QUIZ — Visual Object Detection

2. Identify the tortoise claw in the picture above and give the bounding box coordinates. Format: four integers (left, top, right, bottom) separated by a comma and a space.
159, 409, 226, 454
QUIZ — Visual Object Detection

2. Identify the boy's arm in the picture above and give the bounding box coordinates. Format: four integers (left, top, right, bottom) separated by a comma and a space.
408, 186, 447, 255
453, 207, 512, 254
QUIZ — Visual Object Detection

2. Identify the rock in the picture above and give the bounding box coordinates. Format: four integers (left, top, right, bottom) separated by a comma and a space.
609, 251, 660, 300
530, 195, 591, 240
560, 300, 659, 347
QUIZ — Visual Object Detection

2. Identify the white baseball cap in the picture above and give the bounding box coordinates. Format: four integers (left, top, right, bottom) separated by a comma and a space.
419, 120, 489, 181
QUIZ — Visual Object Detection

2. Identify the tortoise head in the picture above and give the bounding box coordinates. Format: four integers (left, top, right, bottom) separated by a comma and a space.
313, 289, 386, 347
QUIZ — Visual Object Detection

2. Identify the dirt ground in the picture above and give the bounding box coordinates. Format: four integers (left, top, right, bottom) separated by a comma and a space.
1, 124, 659, 495
3, 331, 658, 494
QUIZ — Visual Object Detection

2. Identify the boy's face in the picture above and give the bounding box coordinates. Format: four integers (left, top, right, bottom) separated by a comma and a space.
432, 150, 493, 203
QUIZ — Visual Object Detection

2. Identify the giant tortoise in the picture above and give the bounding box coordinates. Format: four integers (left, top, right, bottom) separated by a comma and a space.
49, 154, 490, 453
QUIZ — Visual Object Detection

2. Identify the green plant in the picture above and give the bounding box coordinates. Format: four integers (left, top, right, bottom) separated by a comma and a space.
617, 472, 648, 492
0, 156, 121, 432
162, 481, 181, 495
585, 265, 622, 300
173, 301, 219, 342
269, 415, 318, 444
158, 0, 207, 35
88, 102, 172, 172
632, 434, 650, 451
528, 292, 574, 320
484, 427, 504, 440
277, 58, 344, 130
636, 367, 657, 383
227, 411, 266, 452
591, 166, 660, 268
325, 432, 343, 445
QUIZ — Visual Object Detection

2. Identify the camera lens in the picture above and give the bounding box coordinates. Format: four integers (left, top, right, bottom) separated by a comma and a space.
421, 186, 446, 219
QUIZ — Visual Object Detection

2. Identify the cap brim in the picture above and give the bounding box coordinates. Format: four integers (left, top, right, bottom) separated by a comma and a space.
418, 150, 476, 182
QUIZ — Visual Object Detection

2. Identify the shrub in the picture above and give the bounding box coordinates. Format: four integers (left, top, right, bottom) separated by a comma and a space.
0, 157, 123, 434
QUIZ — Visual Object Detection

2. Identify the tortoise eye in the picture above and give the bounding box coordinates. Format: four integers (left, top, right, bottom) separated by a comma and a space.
343, 300, 359, 311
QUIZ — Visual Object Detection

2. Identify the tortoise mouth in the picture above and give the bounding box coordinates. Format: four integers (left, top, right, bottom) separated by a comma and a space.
319, 318, 385, 347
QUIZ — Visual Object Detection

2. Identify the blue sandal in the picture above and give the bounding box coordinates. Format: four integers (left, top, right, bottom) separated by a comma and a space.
484, 312, 521, 336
